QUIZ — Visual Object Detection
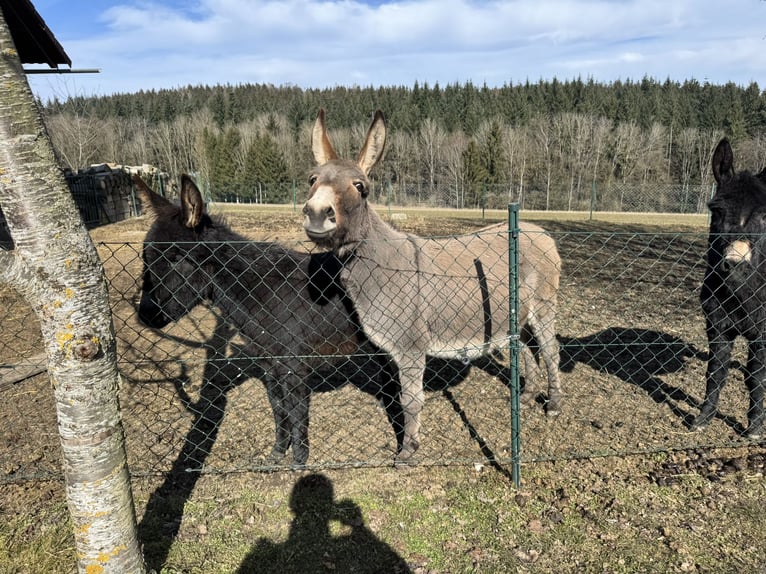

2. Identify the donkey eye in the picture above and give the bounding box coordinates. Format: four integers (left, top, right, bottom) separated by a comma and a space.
308, 175, 318, 186
353, 182, 365, 193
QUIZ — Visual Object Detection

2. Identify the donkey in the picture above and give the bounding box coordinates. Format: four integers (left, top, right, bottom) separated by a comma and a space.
692, 138, 766, 439
136, 174, 402, 465
303, 109, 562, 461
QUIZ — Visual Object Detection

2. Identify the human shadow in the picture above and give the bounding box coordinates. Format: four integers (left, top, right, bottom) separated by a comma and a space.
558, 327, 743, 433
235, 473, 411, 574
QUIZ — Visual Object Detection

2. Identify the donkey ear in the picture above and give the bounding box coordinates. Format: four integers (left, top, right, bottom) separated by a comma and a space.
357, 109, 386, 175
180, 174, 205, 228
133, 174, 171, 215
312, 108, 338, 165
712, 138, 735, 184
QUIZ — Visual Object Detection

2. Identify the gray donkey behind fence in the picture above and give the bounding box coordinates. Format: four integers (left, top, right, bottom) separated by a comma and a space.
303, 109, 563, 462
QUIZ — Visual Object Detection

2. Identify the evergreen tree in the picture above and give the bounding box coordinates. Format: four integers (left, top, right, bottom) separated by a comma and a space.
206, 126, 241, 200
462, 138, 486, 208
210, 88, 227, 129
240, 133, 290, 202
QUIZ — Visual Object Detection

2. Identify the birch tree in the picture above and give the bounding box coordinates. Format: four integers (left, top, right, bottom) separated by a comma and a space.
418, 117, 446, 201
43, 110, 100, 169
531, 115, 554, 210
0, 12, 145, 574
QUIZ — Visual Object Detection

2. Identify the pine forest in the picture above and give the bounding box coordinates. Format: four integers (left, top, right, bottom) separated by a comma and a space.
41, 77, 766, 211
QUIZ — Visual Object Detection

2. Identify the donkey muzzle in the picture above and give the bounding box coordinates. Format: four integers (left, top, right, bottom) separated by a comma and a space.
722, 240, 752, 269
302, 203, 338, 242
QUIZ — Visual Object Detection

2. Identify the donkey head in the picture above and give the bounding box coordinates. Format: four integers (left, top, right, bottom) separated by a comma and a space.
136, 174, 215, 328
302, 109, 386, 249
708, 138, 766, 273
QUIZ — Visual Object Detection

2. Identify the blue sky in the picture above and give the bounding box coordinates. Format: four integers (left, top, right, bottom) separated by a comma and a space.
24, 0, 766, 103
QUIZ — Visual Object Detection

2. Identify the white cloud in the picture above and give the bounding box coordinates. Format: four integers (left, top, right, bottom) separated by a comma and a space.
26, 0, 766, 102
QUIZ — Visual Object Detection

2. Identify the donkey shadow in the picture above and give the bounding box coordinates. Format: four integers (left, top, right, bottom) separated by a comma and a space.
136, 312, 252, 570
235, 473, 411, 574
557, 326, 743, 432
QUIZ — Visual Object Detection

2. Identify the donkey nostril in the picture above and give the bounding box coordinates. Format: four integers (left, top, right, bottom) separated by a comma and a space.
325, 207, 335, 218
302, 204, 308, 215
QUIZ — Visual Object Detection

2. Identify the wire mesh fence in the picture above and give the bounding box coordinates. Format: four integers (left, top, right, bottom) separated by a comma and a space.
0, 208, 763, 485
388, 181, 716, 213
202, 180, 714, 214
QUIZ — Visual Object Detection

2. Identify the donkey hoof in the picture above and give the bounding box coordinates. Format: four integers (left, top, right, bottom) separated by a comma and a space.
264, 450, 288, 465
394, 442, 419, 465
744, 428, 763, 441
546, 396, 562, 416
519, 392, 537, 406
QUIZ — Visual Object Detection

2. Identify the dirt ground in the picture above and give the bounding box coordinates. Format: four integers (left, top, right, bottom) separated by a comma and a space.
2, 207, 766, 572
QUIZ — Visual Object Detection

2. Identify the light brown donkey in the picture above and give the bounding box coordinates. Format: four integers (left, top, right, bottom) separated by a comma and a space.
303, 109, 562, 462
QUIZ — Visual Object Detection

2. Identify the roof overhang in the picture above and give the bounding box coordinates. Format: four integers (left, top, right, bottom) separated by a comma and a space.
0, 0, 71, 68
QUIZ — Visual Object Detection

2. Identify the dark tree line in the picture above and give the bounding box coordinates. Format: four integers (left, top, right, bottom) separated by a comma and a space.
40, 77, 766, 209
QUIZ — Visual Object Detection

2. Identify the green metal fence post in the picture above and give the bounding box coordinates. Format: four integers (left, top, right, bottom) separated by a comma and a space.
508, 203, 521, 487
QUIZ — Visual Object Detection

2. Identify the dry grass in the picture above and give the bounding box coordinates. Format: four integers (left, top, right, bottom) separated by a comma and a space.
4, 450, 766, 573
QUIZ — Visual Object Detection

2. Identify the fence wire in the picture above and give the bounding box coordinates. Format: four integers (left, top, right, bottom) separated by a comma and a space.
1, 215, 763, 484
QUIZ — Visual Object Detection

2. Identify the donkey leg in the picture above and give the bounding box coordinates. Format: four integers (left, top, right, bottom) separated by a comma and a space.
263, 377, 291, 464
519, 340, 541, 407
282, 369, 311, 467
395, 355, 426, 462
529, 313, 563, 416
375, 358, 405, 454
691, 336, 734, 431
744, 343, 766, 439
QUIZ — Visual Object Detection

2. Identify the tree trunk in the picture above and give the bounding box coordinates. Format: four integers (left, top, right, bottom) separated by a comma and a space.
0, 11, 146, 574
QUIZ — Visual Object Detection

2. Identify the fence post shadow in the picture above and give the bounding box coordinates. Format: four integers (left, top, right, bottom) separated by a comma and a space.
137, 313, 251, 571
235, 472, 412, 574
424, 356, 514, 478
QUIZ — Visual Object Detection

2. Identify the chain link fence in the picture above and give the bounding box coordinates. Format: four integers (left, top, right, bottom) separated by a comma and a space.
0, 207, 762, 484
337, 181, 716, 214
116, 176, 716, 215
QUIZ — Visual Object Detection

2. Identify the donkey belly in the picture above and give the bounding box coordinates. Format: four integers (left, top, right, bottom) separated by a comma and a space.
342, 237, 510, 360
423, 278, 510, 359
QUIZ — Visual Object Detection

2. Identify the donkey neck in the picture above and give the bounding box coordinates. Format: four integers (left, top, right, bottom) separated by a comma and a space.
339, 202, 407, 259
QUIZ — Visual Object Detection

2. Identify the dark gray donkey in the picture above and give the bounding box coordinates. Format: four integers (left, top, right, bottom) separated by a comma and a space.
136, 174, 401, 465
693, 138, 766, 439
302, 109, 563, 462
